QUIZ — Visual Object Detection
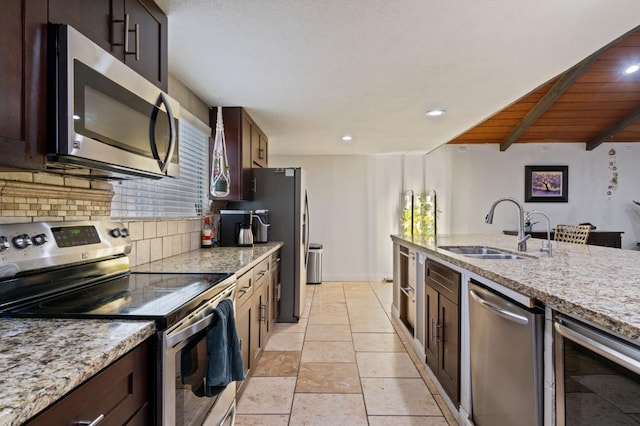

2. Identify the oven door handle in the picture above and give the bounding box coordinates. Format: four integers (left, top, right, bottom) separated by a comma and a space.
554, 319, 640, 376
166, 310, 217, 348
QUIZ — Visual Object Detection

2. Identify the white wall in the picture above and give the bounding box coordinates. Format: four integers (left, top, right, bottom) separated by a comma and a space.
272, 142, 640, 281
271, 155, 402, 281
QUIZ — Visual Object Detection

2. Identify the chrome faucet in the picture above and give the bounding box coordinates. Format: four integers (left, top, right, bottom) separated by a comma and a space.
526, 210, 553, 257
485, 197, 530, 252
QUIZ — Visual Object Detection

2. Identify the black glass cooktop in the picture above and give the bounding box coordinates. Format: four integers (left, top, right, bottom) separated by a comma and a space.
4, 272, 233, 329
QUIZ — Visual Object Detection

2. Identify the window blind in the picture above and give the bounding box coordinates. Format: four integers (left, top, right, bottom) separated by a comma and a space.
111, 110, 210, 218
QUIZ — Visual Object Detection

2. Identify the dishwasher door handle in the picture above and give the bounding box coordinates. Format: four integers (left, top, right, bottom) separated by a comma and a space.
469, 289, 529, 325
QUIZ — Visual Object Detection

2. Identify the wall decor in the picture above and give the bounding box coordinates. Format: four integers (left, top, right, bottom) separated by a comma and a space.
524, 165, 568, 202
607, 148, 618, 197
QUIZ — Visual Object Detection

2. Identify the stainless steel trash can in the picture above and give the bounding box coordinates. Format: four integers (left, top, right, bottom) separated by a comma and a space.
306, 243, 323, 284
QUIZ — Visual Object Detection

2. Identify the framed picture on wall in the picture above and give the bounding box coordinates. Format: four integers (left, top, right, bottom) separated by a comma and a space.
524, 165, 568, 202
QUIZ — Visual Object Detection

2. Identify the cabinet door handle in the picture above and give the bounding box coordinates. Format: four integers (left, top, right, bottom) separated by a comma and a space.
260, 303, 267, 322
123, 14, 140, 60
436, 321, 444, 343
75, 414, 105, 426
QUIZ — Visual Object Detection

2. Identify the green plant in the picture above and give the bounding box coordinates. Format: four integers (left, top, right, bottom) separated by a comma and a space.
400, 192, 437, 240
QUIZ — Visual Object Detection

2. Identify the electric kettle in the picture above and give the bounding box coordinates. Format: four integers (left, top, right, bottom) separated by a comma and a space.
237, 224, 254, 247
252, 210, 270, 243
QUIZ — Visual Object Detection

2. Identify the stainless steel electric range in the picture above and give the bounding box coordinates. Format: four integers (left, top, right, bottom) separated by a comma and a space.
0, 220, 237, 426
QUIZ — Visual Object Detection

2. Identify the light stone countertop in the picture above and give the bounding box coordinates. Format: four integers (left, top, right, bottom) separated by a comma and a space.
0, 319, 155, 426
132, 242, 284, 276
392, 233, 640, 343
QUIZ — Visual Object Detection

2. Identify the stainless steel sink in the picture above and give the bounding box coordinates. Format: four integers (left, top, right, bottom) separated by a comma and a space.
439, 246, 529, 260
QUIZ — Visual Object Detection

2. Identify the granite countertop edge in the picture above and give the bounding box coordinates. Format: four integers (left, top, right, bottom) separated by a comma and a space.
0, 319, 155, 426
131, 241, 284, 275
391, 233, 640, 344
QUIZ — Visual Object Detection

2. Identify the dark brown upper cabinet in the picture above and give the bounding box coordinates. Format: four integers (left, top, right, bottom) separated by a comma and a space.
49, 0, 168, 90
0, 0, 48, 170
0, 0, 167, 171
209, 107, 269, 201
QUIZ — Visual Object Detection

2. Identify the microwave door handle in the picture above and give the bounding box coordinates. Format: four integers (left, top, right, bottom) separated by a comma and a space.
149, 92, 176, 174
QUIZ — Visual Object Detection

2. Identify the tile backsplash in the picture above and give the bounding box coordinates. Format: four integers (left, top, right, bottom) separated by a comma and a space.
0, 170, 113, 222
124, 218, 202, 267
0, 169, 202, 266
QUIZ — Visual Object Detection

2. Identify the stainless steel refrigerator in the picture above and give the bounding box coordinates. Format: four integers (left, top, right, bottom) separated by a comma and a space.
229, 167, 309, 322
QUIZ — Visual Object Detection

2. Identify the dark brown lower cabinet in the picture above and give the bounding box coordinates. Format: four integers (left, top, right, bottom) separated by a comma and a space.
424, 259, 460, 404
26, 339, 151, 425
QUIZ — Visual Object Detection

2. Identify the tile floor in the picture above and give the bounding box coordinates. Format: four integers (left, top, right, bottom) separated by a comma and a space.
235, 281, 458, 425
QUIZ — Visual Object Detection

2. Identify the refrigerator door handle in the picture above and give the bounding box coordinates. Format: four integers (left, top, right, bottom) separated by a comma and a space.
303, 191, 310, 266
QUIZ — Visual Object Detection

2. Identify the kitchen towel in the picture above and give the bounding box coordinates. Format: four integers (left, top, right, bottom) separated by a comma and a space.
205, 298, 245, 396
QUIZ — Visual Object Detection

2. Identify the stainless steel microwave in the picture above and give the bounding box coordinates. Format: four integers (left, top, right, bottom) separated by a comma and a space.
47, 24, 180, 179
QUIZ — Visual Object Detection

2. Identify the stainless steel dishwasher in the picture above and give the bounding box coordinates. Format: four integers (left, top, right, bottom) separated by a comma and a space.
468, 280, 544, 426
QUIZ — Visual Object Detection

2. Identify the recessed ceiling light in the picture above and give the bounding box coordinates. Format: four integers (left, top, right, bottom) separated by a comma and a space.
341, 134, 353, 142
425, 109, 446, 117
624, 64, 640, 74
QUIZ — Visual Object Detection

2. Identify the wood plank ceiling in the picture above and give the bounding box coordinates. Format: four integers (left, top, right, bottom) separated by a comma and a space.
448, 25, 640, 151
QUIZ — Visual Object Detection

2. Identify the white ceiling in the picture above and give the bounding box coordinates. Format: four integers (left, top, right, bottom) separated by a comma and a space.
157, 0, 640, 156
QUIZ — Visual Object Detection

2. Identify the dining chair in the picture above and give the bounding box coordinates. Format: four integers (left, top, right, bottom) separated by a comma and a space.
554, 224, 591, 245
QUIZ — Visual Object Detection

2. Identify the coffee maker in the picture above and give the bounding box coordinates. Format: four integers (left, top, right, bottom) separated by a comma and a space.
219, 210, 253, 247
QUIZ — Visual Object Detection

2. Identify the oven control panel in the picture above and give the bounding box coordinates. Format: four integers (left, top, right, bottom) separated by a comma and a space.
0, 220, 131, 279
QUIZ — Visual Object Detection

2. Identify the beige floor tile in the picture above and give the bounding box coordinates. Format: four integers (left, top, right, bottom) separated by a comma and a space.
252, 351, 301, 377
434, 394, 458, 425
357, 352, 420, 377
296, 362, 361, 393
317, 281, 344, 288
379, 302, 393, 313
308, 312, 350, 325
343, 289, 376, 298
272, 318, 308, 333
264, 332, 305, 351
368, 415, 449, 425
289, 393, 368, 425
309, 301, 348, 315
372, 282, 393, 297
347, 299, 384, 308
236, 377, 296, 414
361, 378, 442, 416
352, 332, 405, 352
305, 324, 352, 341
301, 341, 355, 363
312, 295, 345, 304
350, 317, 396, 333
347, 306, 389, 319
300, 300, 312, 318
234, 414, 290, 425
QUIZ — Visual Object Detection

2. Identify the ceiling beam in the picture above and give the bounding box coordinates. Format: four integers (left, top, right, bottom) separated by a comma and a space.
586, 102, 640, 150
499, 50, 607, 152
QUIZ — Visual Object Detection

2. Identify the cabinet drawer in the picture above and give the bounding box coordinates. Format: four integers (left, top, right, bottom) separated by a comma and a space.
253, 258, 270, 289
236, 270, 254, 307
426, 260, 460, 304
27, 340, 150, 426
